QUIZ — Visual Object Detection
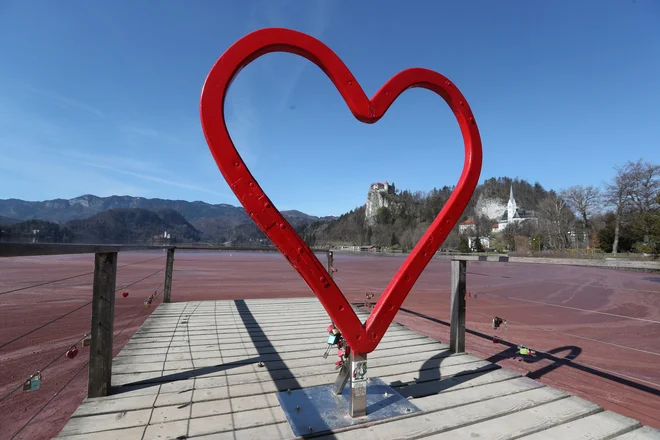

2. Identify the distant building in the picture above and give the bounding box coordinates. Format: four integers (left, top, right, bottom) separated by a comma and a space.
370, 180, 396, 195
493, 186, 536, 232
469, 236, 491, 250
459, 219, 476, 234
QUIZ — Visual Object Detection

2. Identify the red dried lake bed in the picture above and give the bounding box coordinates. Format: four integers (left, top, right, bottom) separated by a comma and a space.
1, 250, 659, 438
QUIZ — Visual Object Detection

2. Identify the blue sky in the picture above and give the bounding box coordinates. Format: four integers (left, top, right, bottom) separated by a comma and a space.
1, 1, 659, 217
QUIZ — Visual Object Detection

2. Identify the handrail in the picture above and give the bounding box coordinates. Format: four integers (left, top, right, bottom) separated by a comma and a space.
434, 254, 660, 271
0, 243, 330, 258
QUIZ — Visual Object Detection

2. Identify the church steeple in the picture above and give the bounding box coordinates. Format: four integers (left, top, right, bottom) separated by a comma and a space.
507, 185, 517, 221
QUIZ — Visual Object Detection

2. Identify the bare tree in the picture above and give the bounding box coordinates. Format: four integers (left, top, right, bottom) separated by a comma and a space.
474, 215, 494, 237
603, 163, 635, 254
627, 160, 660, 244
537, 195, 574, 250
560, 185, 601, 231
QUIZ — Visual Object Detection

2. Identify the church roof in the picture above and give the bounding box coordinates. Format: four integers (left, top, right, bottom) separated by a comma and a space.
460, 219, 475, 225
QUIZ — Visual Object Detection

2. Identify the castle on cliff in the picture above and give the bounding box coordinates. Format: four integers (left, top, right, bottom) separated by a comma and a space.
371, 181, 396, 195
365, 180, 396, 226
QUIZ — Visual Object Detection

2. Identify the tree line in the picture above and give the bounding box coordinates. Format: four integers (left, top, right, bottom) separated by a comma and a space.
299, 159, 660, 256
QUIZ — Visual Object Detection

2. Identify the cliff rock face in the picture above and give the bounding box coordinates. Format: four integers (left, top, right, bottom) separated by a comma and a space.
474, 193, 507, 220
365, 183, 396, 226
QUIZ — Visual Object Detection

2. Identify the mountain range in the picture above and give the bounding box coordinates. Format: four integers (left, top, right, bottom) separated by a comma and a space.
0, 195, 335, 245
0, 177, 552, 247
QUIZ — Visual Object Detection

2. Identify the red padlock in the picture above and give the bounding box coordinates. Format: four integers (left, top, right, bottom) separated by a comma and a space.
337, 349, 344, 357
66, 346, 79, 359
122, 292, 129, 298
327, 324, 333, 333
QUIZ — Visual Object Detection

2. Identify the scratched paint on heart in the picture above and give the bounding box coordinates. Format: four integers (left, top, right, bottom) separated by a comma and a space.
200, 27, 482, 353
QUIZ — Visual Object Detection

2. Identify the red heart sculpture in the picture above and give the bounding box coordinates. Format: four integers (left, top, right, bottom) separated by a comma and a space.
200, 28, 482, 353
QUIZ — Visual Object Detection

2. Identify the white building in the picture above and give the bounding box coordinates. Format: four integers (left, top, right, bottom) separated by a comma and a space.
469, 236, 491, 250
458, 219, 476, 234
493, 186, 536, 233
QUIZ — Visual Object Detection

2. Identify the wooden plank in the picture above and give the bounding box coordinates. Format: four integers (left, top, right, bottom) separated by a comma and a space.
58, 409, 151, 436
424, 396, 602, 439
112, 341, 453, 375
614, 427, 660, 439
56, 426, 145, 440
450, 259, 466, 353
162, 248, 174, 303
111, 347, 488, 388
117, 330, 424, 353
127, 319, 409, 339
113, 339, 447, 368
192, 421, 294, 440
88, 252, 118, 398
518, 411, 640, 439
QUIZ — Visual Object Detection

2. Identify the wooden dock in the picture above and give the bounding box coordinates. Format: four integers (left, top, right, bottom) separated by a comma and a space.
56, 298, 660, 439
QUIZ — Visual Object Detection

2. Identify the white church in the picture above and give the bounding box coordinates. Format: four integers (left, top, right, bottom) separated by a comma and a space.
492, 186, 536, 232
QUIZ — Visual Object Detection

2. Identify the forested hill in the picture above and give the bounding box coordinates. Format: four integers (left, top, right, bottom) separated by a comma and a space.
299, 176, 553, 250
0, 208, 202, 243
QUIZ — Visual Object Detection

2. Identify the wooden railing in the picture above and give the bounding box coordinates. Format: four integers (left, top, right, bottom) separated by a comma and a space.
446, 254, 660, 354
3, 243, 658, 396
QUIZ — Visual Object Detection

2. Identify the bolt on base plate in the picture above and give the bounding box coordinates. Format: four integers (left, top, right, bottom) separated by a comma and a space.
276, 377, 420, 436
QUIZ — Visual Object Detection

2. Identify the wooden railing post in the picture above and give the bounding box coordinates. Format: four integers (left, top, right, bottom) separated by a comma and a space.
327, 250, 334, 279
88, 252, 117, 398
450, 259, 466, 353
163, 248, 175, 303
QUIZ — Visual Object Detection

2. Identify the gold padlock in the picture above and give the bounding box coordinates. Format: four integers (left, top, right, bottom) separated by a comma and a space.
331, 328, 340, 335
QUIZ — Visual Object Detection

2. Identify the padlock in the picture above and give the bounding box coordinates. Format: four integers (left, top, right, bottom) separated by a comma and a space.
327, 334, 339, 345
66, 346, 79, 359
331, 328, 340, 335
122, 291, 129, 298
337, 349, 344, 357
335, 360, 343, 369
82, 334, 91, 347
23, 372, 41, 391
327, 324, 334, 333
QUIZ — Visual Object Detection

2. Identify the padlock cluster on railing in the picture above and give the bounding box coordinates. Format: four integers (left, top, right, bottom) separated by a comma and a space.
323, 323, 350, 369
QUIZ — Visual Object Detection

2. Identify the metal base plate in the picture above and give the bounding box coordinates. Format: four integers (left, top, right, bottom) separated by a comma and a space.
276, 377, 420, 436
